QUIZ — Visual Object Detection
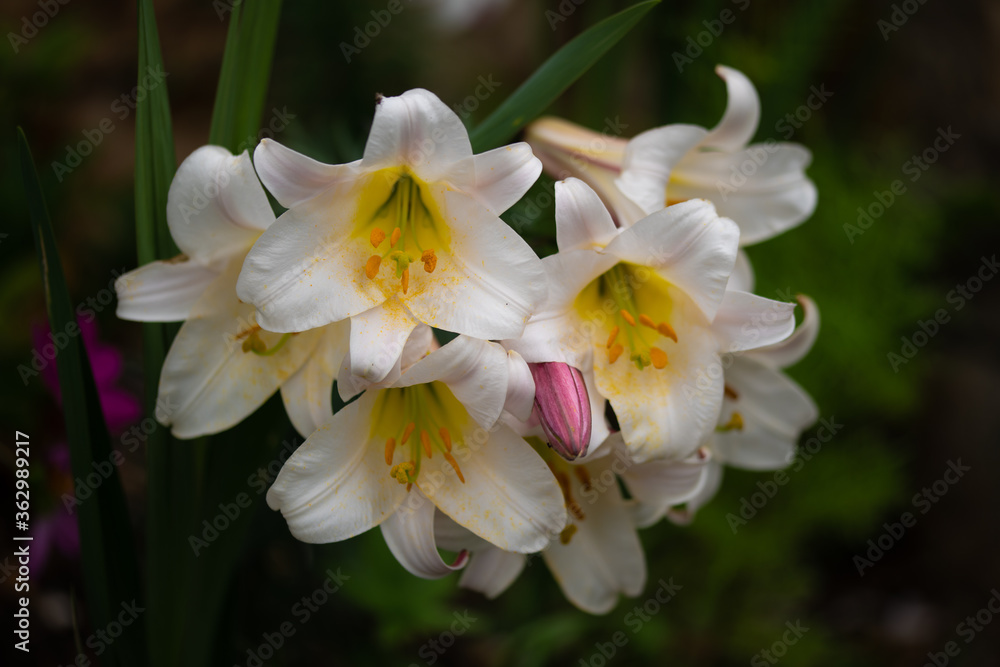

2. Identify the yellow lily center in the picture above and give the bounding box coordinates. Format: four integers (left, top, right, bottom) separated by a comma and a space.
577, 263, 679, 371
374, 381, 468, 489
357, 169, 450, 296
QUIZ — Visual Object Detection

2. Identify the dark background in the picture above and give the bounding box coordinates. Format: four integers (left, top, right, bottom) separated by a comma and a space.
2, 0, 999, 665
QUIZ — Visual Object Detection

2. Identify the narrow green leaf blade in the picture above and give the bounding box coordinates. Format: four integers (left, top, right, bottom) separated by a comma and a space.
209, 0, 283, 153
469, 0, 660, 152
19, 127, 146, 667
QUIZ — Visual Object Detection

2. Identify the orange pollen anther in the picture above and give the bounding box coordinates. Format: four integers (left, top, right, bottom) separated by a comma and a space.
421, 249, 437, 273
444, 451, 465, 483
390, 226, 402, 247
401, 422, 416, 444
639, 314, 656, 329
364, 255, 381, 279
724, 384, 739, 400
573, 466, 591, 491
370, 228, 386, 248
657, 322, 678, 343
420, 430, 432, 458
606, 326, 619, 349
608, 344, 624, 364
650, 347, 668, 369
620, 309, 636, 327
384, 437, 396, 466
439, 427, 452, 452
401, 267, 410, 293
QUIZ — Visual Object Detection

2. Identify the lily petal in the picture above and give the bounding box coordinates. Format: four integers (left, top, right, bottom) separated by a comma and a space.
713, 357, 817, 470
236, 177, 385, 333
417, 423, 567, 553
166, 146, 273, 267
362, 88, 473, 182
381, 488, 469, 579
670, 144, 817, 245
460, 546, 526, 599
452, 142, 542, 215
542, 455, 645, 614
728, 249, 755, 293
616, 124, 707, 215
114, 258, 217, 322
554, 178, 619, 252
266, 390, 408, 542
396, 336, 509, 429
281, 322, 350, 438
254, 138, 364, 208
712, 290, 796, 355
403, 188, 547, 340
156, 262, 322, 439
606, 199, 739, 322
594, 290, 723, 463
750, 295, 820, 369
702, 65, 760, 152
348, 297, 420, 383
504, 350, 535, 422
620, 446, 712, 527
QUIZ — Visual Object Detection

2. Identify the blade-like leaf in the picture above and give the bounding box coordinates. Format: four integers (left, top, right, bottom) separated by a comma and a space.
134, 2, 186, 666
210, 0, 284, 153
19, 127, 146, 667
469, 0, 660, 152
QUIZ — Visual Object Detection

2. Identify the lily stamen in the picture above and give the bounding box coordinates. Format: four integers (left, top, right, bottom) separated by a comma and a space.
384, 437, 396, 466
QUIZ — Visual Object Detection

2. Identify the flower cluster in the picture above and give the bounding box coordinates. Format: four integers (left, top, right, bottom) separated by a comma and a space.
116, 66, 819, 614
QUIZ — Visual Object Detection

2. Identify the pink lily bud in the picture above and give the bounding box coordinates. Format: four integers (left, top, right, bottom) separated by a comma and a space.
529, 362, 592, 461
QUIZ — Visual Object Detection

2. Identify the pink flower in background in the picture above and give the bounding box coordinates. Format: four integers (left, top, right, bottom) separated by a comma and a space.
32, 316, 142, 433
29, 317, 141, 576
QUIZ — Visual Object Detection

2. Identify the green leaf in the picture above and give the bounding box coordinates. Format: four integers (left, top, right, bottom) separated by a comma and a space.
134, 2, 185, 665
19, 127, 146, 667
209, 0, 284, 153
469, 0, 660, 152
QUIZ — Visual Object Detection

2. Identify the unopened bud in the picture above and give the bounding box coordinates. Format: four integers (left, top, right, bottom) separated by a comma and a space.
529, 362, 592, 461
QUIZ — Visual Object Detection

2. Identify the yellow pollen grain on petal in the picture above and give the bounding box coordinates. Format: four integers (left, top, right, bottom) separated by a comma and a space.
650, 347, 668, 369
443, 451, 465, 483
420, 430, 432, 458
364, 255, 381, 279
401, 266, 410, 294
559, 524, 578, 545
606, 326, 619, 349
439, 426, 452, 452
620, 309, 636, 327
401, 422, 416, 444
390, 226, 402, 247
639, 313, 656, 329
608, 344, 624, 364
370, 227, 386, 248
657, 321, 678, 343
384, 437, 396, 466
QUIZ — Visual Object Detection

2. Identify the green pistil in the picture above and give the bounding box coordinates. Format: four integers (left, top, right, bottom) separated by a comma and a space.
247, 332, 293, 357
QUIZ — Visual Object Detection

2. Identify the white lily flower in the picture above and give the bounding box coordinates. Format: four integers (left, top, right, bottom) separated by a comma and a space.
236, 88, 547, 384
265, 335, 568, 558
114, 146, 348, 439
526, 66, 817, 244
436, 438, 710, 614
506, 178, 796, 463
669, 295, 820, 523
